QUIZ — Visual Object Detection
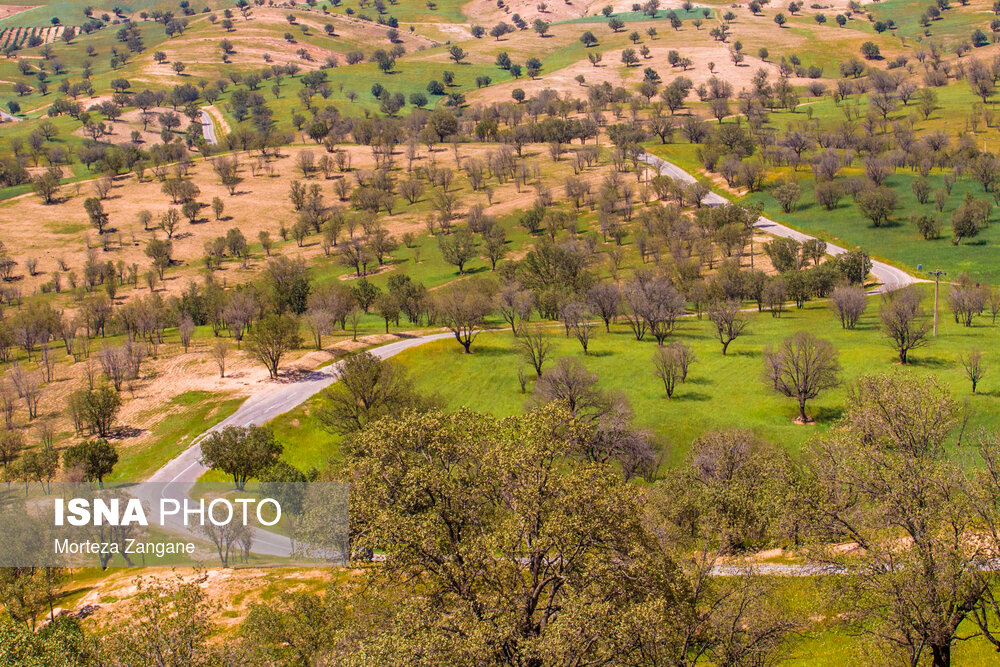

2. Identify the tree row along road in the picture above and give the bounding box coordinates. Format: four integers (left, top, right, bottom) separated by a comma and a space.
639, 153, 923, 294
141, 153, 922, 560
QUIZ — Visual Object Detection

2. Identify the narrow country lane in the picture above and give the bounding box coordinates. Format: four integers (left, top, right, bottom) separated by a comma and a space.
639, 152, 924, 293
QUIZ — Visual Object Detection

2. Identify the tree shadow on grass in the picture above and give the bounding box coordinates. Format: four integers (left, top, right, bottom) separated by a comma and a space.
675, 391, 712, 402
585, 350, 614, 358
907, 355, 950, 368
465, 344, 516, 358
810, 405, 844, 424
110, 425, 144, 439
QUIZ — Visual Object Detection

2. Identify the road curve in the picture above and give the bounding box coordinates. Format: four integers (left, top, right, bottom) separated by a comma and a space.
199, 109, 218, 145
0, 109, 22, 123
141, 332, 454, 557
639, 153, 923, 294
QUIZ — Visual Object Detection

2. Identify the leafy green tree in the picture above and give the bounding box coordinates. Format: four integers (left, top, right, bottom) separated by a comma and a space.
99, 577, 214, 664
318, 351, 422, 433
245, 314, 302, 379
438, 227, 477, 274
63, 438, 118, 488
200, 425, 282, 490
75, 384, 121, 437
242, 586, 349, 665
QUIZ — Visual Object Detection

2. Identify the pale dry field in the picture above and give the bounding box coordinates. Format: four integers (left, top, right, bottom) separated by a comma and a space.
132, 8, 436, 85
73, 567, 344, 631
1, 139, 657, 297
0, 4, 36, 21
467, 19, 818, 106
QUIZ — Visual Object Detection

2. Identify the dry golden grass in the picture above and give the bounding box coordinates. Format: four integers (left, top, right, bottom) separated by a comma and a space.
1, 139, 642, 297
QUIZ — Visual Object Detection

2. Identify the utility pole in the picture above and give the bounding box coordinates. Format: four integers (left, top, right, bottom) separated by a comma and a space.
928, 269, 946, 336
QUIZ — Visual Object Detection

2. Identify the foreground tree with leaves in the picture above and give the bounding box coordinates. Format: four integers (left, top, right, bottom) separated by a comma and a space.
345, 404, 792, 665
245, 313, 302, 379
317, 351, 428, 433
802, 373, 995, 667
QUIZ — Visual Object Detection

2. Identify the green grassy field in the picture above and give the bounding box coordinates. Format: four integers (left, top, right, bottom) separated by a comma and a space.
321, 0, 468, 25
389, 287, 1000, 469
748, 170, 1000, 284
107, 389, 243, 482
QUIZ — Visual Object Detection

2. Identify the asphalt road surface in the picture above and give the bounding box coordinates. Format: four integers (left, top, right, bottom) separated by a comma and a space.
639, 153, 922, 294
0, 110, 22, 123
143, 332, 453, 558
199, 110, 218, 145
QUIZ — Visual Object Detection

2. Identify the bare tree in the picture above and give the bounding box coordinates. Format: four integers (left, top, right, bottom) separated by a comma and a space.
652, 346, 681, 398
518, 327, 552, 378
202, 521, 252, 567
571, 316, 596, 355
22, 371, 42, 420
178, 316, 195, 352
0, 379, 15, 428
988, 288, 1000, 324
830, 285, 867, 330
210, 340, 230, 378
496, 283, 533, 335
880, 286, 931, 364
39, 344, 55, 383
652, 342, 697, 398
588, 282, 621, 332
949, 282, 987, 328
708, 300, 749, 355
560, 302, 595, 354
304, 307, 334, 349
533, 356, 607, 416
347, 308, 363, 342
98, 346, 130, 391
763, 332, 840, 422
961, 348, 985, 393
435, 280, 493, 353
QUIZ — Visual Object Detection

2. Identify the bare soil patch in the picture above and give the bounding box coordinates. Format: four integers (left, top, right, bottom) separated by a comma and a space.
0, 4, 36, 21
471, 39, 803, 105
0, 140, 630, 297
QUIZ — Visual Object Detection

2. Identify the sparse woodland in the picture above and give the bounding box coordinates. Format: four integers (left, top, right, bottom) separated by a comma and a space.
3, 0, 1000, 663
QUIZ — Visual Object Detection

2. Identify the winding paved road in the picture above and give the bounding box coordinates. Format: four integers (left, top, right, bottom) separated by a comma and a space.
141, 333, 453, 558
0, 110, 22, 123
199, 109, 218, 145
639, 153, 922, 294
140, 153, 923, 561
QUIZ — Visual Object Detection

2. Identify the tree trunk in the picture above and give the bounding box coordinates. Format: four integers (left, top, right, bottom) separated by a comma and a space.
931, 643, 951, 667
